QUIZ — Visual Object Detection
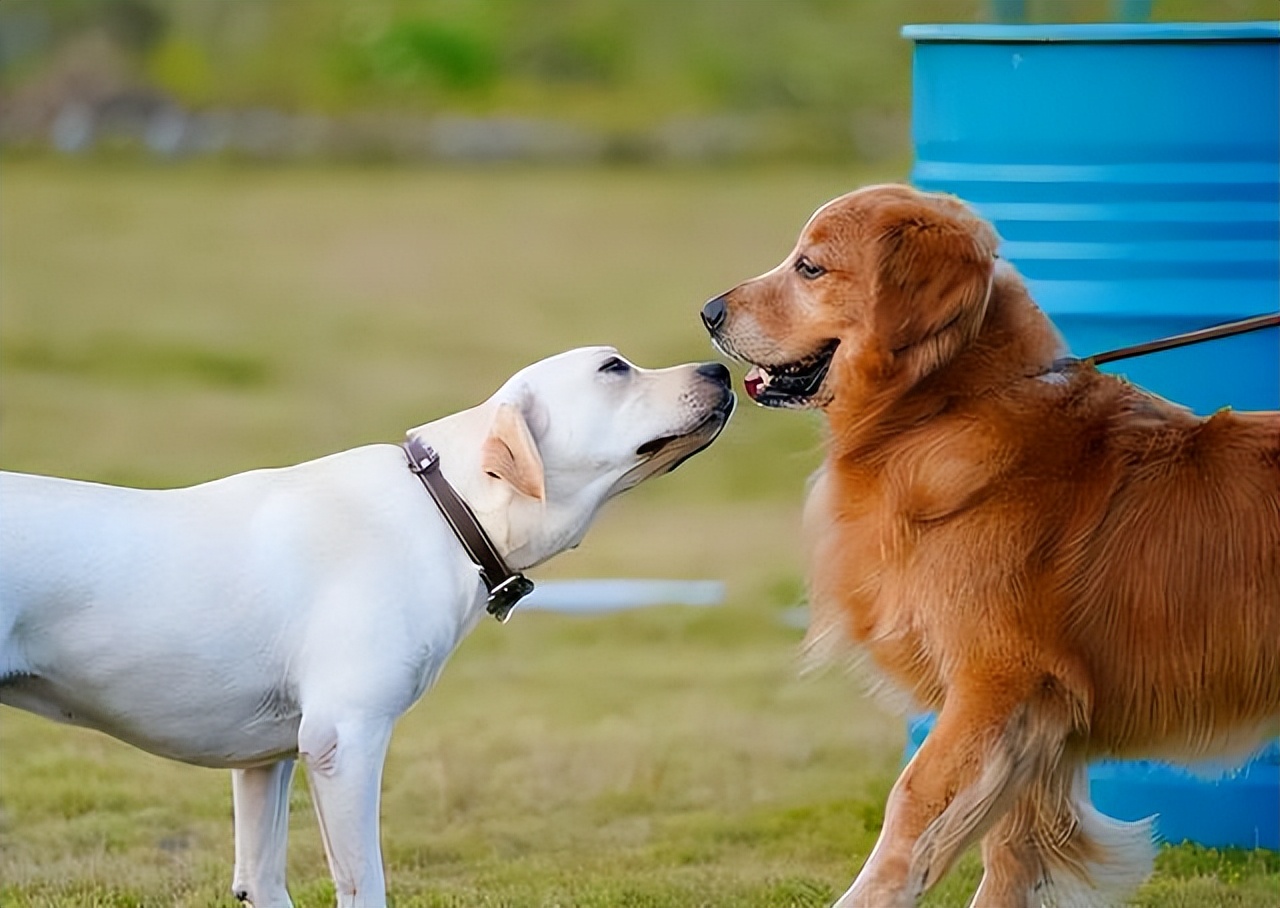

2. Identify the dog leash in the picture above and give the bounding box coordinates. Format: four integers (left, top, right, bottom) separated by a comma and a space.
403, 436, 534, 623
1084, 312, 1280, 366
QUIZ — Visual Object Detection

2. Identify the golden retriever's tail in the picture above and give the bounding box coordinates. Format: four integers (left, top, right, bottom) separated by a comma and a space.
1038, 766, 1157, 908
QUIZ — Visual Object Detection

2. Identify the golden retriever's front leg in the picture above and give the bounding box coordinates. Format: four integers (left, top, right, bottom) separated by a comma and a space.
834, 684, 1063, 908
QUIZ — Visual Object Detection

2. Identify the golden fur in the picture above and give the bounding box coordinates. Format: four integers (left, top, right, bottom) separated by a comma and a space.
705, 184, 1280, 907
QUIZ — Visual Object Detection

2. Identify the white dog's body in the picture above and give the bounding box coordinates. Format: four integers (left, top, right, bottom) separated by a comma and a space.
2, 446, 477, 766
1, 347, 732, 908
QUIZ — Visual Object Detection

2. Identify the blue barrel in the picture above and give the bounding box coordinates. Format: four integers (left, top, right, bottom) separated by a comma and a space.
901, 21, 1280, 851
903, 21, 1279, 414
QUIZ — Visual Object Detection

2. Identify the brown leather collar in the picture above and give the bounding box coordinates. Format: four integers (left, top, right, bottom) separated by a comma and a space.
403, 436, 534, 623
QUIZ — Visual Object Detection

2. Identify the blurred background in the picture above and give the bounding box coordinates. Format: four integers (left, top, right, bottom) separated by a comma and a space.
2, 2, 1277, 907
0, 0, 1268, 165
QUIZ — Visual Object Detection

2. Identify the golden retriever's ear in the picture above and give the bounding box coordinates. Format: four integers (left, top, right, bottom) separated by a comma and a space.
482, 402, 545, 501
874, 197, 999, 377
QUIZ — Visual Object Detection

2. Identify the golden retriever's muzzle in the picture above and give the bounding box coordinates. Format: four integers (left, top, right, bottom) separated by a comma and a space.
700, 295, 837, 409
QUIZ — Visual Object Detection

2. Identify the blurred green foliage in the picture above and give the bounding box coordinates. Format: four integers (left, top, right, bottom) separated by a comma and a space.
3, 0, 1273, 129
356, 17, 499, 93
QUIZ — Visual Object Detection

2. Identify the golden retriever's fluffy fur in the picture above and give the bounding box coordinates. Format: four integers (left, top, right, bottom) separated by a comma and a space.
703, 184, 1280, 907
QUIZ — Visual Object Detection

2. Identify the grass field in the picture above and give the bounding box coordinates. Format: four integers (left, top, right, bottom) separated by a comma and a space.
2, 161, 1277, 907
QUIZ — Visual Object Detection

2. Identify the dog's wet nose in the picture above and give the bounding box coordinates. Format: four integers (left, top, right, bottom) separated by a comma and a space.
701, 296, 727, 333
696, 362, 731, 386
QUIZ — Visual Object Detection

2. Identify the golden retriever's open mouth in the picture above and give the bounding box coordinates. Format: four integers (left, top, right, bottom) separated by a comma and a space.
743, 340, 839, 408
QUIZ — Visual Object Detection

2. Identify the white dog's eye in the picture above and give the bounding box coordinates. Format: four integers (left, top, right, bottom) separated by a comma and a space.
598, 356, 631, 375
794, 256, 826, 280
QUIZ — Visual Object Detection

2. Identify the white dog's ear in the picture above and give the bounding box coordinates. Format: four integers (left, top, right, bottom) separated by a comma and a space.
481, 402, 545, 501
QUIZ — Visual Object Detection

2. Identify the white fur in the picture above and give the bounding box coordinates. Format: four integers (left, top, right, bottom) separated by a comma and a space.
1039, 769, 1157, 908
0, 346, 731, 908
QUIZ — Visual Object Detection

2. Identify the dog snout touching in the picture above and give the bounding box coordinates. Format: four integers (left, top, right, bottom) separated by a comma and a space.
696, 362, 731, 386
701, 296, 727, 333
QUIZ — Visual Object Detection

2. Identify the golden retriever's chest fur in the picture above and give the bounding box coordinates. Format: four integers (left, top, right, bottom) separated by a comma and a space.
803, 461, 951, 712
804, 389, 1280, 754
802, 407, 1032, 713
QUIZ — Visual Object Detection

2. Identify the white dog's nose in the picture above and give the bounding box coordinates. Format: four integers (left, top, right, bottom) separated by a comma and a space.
696, 362, 730, 386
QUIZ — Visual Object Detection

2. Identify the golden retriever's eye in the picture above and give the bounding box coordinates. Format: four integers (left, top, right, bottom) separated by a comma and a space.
794, 256, 826, 280
598, 356, 630, 375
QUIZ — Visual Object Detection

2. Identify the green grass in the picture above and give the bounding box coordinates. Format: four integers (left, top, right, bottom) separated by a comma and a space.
2, 161, 1276, 906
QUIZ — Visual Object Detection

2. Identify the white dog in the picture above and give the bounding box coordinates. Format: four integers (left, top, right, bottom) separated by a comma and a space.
0, 346, 733, 908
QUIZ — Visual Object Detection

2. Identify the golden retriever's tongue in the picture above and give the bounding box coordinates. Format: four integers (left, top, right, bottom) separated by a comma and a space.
744, 366, 765, 401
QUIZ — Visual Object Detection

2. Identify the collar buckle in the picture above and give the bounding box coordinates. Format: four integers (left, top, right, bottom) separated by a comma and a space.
486, 574, 535, 623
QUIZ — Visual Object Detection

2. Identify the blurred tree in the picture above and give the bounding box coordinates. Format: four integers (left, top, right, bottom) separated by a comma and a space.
1, 0, 1273, 161
359, 17, 499, 93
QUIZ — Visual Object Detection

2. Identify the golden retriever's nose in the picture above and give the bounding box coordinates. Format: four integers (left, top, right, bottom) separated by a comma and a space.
701, 296, 727, 333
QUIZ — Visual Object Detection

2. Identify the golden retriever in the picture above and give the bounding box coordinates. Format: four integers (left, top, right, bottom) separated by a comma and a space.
701, 184, 1280, 907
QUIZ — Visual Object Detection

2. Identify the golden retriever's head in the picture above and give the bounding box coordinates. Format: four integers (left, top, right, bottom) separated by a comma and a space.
701, 184, 1000, 410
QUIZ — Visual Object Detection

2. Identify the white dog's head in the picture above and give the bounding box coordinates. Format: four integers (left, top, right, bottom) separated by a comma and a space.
408, 346, 734, 570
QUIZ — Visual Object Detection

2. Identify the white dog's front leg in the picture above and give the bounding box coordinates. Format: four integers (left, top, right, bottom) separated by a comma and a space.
231, 759, 296, 908
300, 713, 394, 908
